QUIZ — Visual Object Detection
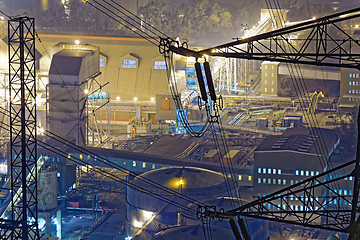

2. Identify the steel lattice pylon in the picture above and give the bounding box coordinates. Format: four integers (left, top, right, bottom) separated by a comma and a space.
3, 17, 39, 240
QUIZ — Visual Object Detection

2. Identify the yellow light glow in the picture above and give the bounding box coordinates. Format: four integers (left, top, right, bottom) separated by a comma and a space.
134, 97, 138, 102
116, 96, 120, 101
150, 97, 155, 102
84, 89, 89, 94
133, 220, 143, 228
356, 25, 359, 28
141, 210, 153, 221
167, 178, 186, 188
75, 40, 80, 45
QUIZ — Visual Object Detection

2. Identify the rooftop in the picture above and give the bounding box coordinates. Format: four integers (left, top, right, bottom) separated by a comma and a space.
255, 127, 337, 155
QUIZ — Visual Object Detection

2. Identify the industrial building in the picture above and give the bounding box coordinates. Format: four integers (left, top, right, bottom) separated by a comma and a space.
1, 3, 360, 240
253, 127, 339, 206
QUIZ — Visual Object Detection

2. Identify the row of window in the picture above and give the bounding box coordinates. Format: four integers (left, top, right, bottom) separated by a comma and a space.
258, 168, 282, 175
257, 168, 321, 177
348, 98, 360, 102
349, 81, 359, 86
329, 189, 352, 195
66, 153, 252, 182
258, 193, 320, 202
348, 89, 360, 94
264, 72, 275, 77
264, 88, 274, 93
121, 59, 167, 69
349, 73, 360, 79
329, 175, 353, 180
295, 170, 319, 176
264, 80, 275, 85
258, 178, 287, 185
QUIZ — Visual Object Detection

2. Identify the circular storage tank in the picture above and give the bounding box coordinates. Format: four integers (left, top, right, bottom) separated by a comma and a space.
152, 225, 235, 240
38, 162, 58, 210
185, 197, 269, 240
127, 167, 234, 239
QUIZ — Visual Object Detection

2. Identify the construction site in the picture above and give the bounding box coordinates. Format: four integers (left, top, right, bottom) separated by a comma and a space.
0, 0, 360, 239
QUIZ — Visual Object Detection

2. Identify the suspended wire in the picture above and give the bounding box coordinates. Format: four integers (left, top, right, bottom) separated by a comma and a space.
0, 107, 206, 211
34, 32, 81, 114
163, 51, 211, 137
85, 0, 159, 46
0, 120, 199, 215
271, 0, 343, 175
266, 0, 348, 212
104, 0, 169, 39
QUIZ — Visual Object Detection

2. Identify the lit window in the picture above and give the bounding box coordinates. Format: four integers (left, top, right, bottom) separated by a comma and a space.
278, 169, 281, 174
316, 171, 319, 175
353, 90, 355, 94
278, 179, 281, 184
265, 80, 268, 84
263, 178, 266, 183
265, 73, 268, 77
311, 171, 314, 176
339, 189, 342, 195
142, 162, 146, 168
268, 178, 271, 184
305, 171, 309, 176
296, 170, 299, 175
271, 80, 274, 85
350, 73, 352, 78
353, 74, 356, 78
79, 154, 83, 159
300, 170, 304, 176
265, 88, 267, 92
239, 175, 242, 180
248, 176, 252, 181
283, 179, 286, 185
265, 65, 268, 69
344, 190, 347, 195
122, 59, 136, 68
291, 180, 294, 185
268, 168, 271, 174
273, 179, 276, 184
350, 176, 353, 181
258, 178, 261, 183
123, 161, 126, 165
271, 88, 274, 92
99, 58, 105, 67
357, 74, 359, 78
263, 168, 266, 174
350, 190, 352, 195
154, 61, 167, 70
273, 169, 276, 174
350, 81, 352, 85
152, 164, 155, 169
258, 168, 261, 173
133, 161, 136, 167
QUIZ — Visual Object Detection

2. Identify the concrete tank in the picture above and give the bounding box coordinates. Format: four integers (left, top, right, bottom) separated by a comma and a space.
185, 197, 269, 240
152, 225, 236, 240
38, 162, 58, 211
127, 167, 234, 239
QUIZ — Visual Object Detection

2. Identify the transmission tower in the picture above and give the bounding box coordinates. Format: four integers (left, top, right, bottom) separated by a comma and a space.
1, 16, 39, 240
